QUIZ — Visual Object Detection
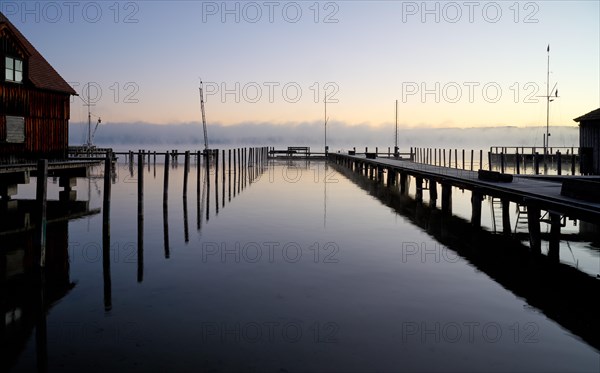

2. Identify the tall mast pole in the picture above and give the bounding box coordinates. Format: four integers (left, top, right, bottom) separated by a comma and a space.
545, 44, 550, 173
395, 100, 398, 155
324, 90, 327, 155
87, 83, 91, 148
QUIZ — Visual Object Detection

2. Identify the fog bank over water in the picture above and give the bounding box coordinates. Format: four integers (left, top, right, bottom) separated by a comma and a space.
70, 121, 579, 150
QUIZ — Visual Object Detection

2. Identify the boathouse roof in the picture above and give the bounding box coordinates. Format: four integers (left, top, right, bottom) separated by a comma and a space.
573, 108, 600, 123
0, 11, 76, 95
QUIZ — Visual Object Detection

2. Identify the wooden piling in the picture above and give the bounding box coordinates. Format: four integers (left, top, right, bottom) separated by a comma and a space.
557, 151, 562, 175
441, 184, 452, 214
516, 149, 520, 174
500, 152, 505, 173
534, 152, 540, 175
502, 199, 511, 234
183, 151, 190, 197
164, 152, 170, 203
549, 213, 561, 262
429, 179, 438, 201
470, 149, 474, 171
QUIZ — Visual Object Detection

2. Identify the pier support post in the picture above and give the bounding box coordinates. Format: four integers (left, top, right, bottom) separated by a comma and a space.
527, 206, 541, 254
557, 151, 562, 175
429, 180, 438, 204
548, 212, 561, 262
415, 176, 423, 202
387, 168, 396, 186
471, 190, 483, 228
441, 183, 452, 214
400, 173, 408, 195
534, 152, 540, 175
502, 199, 511, 234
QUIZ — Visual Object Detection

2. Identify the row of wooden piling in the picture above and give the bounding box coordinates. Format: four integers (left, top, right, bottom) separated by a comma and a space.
413, 147, 483, 171
412, 147, 580, 175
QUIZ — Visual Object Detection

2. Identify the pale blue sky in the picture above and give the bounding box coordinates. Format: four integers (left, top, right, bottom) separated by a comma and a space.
3, 0, 599, 127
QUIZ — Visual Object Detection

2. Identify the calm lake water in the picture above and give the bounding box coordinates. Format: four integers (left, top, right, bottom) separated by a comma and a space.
2, 154, 599, 372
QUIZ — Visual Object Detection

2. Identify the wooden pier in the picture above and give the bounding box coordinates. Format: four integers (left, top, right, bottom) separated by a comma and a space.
330, 153, 600, 256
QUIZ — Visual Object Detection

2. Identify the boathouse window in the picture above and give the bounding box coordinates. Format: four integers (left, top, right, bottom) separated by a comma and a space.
5, 56, 23, 83
5, 116, 25, 143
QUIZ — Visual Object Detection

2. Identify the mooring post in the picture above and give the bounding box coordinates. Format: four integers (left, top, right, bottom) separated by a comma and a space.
527, 206, 541, 254
500, 152, 505, 173
488, 151, 492, 171
571, 150, 576, 175
470, 149, 474, 171
462, 149, 465, 170
35, 159, 48, 268
502, 199, 511, 234
164, 152, 170, 203
557, 151, 562, 175
516, 149, 520, 174
441, 183, 452, 214
454, 149, 458, 169
548, 212, 561, 262
443, 149, 446, 167
534, 152, 540, 175
183, 151, 190, 197
471, 190, 483, 228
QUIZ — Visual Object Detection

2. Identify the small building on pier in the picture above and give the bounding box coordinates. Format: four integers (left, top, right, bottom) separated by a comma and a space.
0, 12, 76, 162
574, 107, 600, 175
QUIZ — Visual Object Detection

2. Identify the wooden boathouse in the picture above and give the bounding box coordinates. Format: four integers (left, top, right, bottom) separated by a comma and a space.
0, 12, 76, 162
574, 108, 600, 175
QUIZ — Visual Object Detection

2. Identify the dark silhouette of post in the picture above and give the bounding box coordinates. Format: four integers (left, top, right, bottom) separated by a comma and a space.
183, 150, 190, 197
527, 206, 541, 254
137, 152, 144, 283
103, 152, 112, 311
35, 159, 48, 268
471, 190, 483, 228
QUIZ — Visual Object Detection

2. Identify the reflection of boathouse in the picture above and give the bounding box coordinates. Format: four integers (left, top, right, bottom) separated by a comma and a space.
0, 197, 99, 372
1, 11, 77, 161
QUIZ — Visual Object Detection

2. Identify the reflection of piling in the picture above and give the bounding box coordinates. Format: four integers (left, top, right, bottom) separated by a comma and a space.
36, 159, 48, 268
137, 152, 144, 283
228, 149, 232, 201
222, 149, 226, 207
102, 151, 112, 310
164, 199, 170, 258
183, 196, 189, 243
215, 149, 219, 214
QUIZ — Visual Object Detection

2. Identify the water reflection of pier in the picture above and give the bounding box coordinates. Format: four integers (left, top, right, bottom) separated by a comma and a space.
332, 162, 600, 351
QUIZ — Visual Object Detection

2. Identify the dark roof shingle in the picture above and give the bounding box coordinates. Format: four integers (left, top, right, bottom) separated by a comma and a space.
1, 12, 76, 95
573, 108, 600, 123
